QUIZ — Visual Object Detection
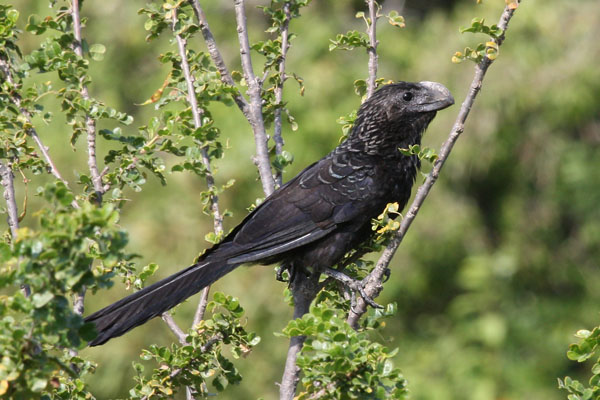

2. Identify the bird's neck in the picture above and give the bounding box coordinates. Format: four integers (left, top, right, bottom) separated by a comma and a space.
344, 112, 435, 159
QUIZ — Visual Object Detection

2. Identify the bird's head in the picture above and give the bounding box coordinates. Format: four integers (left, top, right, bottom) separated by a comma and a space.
367, 81, 455, 121
347, 81, 454, 156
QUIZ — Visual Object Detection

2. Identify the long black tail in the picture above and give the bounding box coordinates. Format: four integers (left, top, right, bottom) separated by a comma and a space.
85, 258, 239, 346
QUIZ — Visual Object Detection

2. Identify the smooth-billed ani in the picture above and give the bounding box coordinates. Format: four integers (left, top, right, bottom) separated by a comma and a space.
85, 81, 454, 346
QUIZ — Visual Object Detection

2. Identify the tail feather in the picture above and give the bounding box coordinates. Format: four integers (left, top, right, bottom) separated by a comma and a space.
85, 258, 239, 346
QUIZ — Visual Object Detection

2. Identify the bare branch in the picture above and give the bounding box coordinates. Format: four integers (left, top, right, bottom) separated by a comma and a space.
162, 313, 188, 345
0, 162, 31, 298
72, 0, 111, 318
273, 1, 292, 187
193, 287, 211, 327
366, 0, 379, 98
347, 1, 522, 328
188, 0, 251, 117
0, 162, 19, 239
234, 0, 276, 196
171, 5, 224, 328
72, 0, 104, 205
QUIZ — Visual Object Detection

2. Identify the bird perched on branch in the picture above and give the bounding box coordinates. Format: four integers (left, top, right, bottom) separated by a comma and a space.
85, 81, 454, 346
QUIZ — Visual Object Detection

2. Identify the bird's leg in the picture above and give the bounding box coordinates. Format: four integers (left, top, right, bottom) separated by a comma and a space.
321, 267, 383, 309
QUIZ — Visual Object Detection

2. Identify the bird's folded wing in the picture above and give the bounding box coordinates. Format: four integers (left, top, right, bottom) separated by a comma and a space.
221, 156, 378, 264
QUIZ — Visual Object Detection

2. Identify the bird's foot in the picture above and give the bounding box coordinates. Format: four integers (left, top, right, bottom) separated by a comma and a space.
277, 263, 310, 284
321, 267, 383, 309
276, 264, 289, 282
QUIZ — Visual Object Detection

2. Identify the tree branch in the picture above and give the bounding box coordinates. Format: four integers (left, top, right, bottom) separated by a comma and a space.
171, 5, 224, 331
366, 0, 379, 98
188, 0, 251, 117
0, 162, 30, 298
161, 313, 188, 345
273, 1, 292, 187
347, 1, 522, 328
0, 162, 19, 239
72, 0, 103, 206
279, 271, 321, 400
234, 0, 275, 196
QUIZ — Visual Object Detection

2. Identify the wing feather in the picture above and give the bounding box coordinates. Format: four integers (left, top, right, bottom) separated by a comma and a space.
211, 153, 380, 264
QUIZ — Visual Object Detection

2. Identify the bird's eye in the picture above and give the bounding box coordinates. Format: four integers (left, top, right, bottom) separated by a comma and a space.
403, 92, 413, 101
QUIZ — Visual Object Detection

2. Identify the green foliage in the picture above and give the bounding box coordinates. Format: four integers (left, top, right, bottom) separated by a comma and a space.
452, 17, 502, 63
399, 144, 438, 164
254, 0, 308, 141
329, 30, 370, 52
0, 181, 135, 397
558, 327, 600, 399
283, 300, 408, 399
130, 292, 260, 398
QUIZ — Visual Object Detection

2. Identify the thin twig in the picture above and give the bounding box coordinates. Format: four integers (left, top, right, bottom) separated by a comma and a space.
366, 0, 379, 98
72, 0, 104, 205
273, 1, 292, 187
347, 1, 521, 328
234, 0, 276, 196
171, 5, 224, 329
188, 0, 251, 117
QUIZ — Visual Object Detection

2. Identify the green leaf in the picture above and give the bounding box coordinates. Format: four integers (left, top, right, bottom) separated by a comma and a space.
31, 377, 47, 392
89, 43, 106, 61
32, 292, 54, 308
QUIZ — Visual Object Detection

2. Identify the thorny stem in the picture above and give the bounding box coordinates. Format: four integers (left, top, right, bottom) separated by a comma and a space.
273, 1, 292, 187
366, 0, 379, 98
347, 1, 522, 328
234, 0, 276, 196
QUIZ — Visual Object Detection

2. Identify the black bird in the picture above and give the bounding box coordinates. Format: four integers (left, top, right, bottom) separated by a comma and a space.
85, 81, 454, 346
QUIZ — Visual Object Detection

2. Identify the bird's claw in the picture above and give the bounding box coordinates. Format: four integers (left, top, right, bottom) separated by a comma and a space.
322, 267, 383, 309
276, 264, 289, 282
382, 268, 391, 283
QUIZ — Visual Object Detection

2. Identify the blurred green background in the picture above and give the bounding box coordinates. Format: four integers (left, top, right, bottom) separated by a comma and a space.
12, 0, 600, 398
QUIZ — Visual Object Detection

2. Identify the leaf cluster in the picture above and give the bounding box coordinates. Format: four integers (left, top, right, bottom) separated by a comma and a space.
452, 17, 502, 63
282, 301, 408, 399
559, 327, 600, 400
0, 181, 136, 397
130, 292, 260, 398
